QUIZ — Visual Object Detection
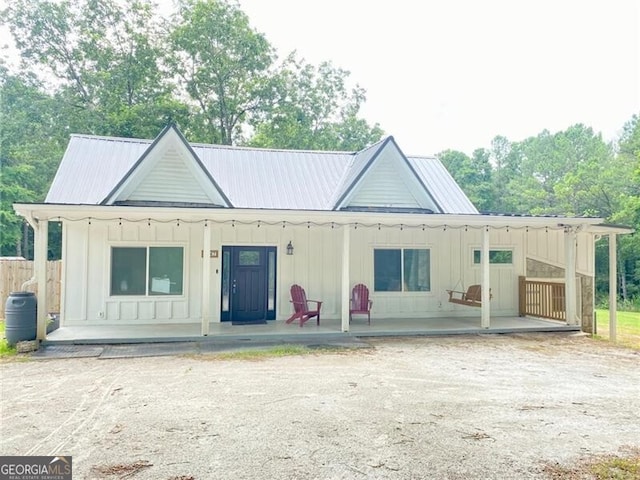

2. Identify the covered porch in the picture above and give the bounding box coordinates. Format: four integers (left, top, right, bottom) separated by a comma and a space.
14, 204, 630, 345
43, 315, 578, 344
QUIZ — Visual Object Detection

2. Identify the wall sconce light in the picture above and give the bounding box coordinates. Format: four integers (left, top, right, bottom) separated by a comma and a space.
286, 241, 294, 255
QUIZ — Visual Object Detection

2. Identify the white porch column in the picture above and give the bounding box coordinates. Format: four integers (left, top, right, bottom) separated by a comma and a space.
564, 227, 578, 326
341, 225, 351, 332
481, 226, 490, 328
201, 223, 212, 336
609, 233, 617, 342
35, 219, 49, 341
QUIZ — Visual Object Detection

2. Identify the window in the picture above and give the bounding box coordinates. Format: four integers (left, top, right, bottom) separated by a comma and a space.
473, 249, 513, 265
374, 248, 430, 292
111, 246, 184, 296
239, 250, 260, 265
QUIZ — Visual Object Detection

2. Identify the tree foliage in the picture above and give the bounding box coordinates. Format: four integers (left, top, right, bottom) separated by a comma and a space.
249, 54, 383, 151
440, 121, 640, 303
438, 149, 493, 212
0, 69, 66, 255
4, 0, 189, 138
168, 0, 276, 144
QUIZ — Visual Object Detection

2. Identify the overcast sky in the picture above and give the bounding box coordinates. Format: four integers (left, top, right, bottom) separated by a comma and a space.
236, 0, 639, 155
2, 0, 637, 155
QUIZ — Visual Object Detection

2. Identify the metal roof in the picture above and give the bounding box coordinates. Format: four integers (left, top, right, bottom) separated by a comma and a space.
45, 131, 478, 214
408, 155, 479, 214
46, 136, 150, 205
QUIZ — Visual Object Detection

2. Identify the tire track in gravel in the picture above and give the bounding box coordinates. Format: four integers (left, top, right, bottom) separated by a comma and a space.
1, 361, 108, 422
21, 362, 130, 456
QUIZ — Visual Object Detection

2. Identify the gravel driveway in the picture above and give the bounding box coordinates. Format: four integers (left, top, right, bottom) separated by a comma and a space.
1, 333, 639, 479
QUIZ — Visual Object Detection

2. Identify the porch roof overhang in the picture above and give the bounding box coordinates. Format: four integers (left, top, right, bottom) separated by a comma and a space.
12, 202, 632, 234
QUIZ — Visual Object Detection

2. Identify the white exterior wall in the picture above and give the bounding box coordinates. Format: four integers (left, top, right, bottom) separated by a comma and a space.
61, 220, 343, 325
60, 218, 594, 326
218, 222, 342, 319
526, 229, 595, 276
63, 221, 206, 326
349, 226, 524, 318
282, 226, 343, 318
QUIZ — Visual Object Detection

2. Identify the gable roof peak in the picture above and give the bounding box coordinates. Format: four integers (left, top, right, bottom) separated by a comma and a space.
354, 135, 393, 154
101, 122, 232, 207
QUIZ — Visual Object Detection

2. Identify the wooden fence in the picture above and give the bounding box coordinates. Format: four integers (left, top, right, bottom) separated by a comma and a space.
518, 276, 566, 321
0, 260, 62, 318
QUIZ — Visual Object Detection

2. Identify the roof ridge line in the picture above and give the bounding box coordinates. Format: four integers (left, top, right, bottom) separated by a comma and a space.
70, 134, 152, 144
69, 134, 359, 155
190, 142, 354, 155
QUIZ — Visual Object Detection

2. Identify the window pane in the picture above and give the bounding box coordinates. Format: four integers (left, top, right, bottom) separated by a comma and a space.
239, 250, 260, 265
222, 250, 230, 311
404, 249, 430, 291
474, 249, 513, 264
149, 247, 183, 295
267, 250, 276, 311
490, 250, 513, 264
111, 247, 146, 295
374, 249, 401, 291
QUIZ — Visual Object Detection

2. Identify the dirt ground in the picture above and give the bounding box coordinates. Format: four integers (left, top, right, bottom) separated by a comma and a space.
1, 333, 639, 480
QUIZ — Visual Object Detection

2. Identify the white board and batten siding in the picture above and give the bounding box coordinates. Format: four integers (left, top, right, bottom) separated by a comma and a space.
349, 227, 525, 318
62, 221, 203, 326
526, 228, 595, 275
222, 223, 343, 318
60, 218, 588, 326
61, 220, 343, 325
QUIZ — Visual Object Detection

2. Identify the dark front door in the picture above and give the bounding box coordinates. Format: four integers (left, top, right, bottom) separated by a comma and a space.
221, 246, 276, 322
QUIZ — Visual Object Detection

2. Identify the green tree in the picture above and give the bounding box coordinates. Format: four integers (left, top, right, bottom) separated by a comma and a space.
608, 115, 640, 301
550, 125, 618, 217
249, 55, 383, 151
437, 149, 493, 212
0, 70, 66, 256
168, 0, 276, 145
488, 135, 529, 213
3, 0, 189, 138
489, 125, 617, 216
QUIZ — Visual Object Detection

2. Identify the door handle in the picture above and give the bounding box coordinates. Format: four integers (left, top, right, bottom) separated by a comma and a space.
232, 279, 237, 294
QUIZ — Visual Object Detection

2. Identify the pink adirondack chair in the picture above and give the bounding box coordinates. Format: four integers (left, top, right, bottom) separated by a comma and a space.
286, 284, 322, 327
350, 283, 372, 324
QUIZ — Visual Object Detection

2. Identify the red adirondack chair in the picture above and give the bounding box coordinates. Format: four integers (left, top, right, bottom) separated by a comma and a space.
350, 283, 372, 324
286, 284, 322, 327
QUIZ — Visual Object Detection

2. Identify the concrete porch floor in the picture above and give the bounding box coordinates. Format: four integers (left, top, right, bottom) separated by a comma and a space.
43, 316, 579, 344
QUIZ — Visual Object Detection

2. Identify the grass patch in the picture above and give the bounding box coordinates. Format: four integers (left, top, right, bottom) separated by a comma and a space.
188, 343, 354, 361
594, 310, 640, 349
543, 447, 640, 479
0, 320, 17, 358
213, 344, 313, 360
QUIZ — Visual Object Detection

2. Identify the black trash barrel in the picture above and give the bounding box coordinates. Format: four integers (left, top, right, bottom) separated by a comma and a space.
4, 291, 37, 346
